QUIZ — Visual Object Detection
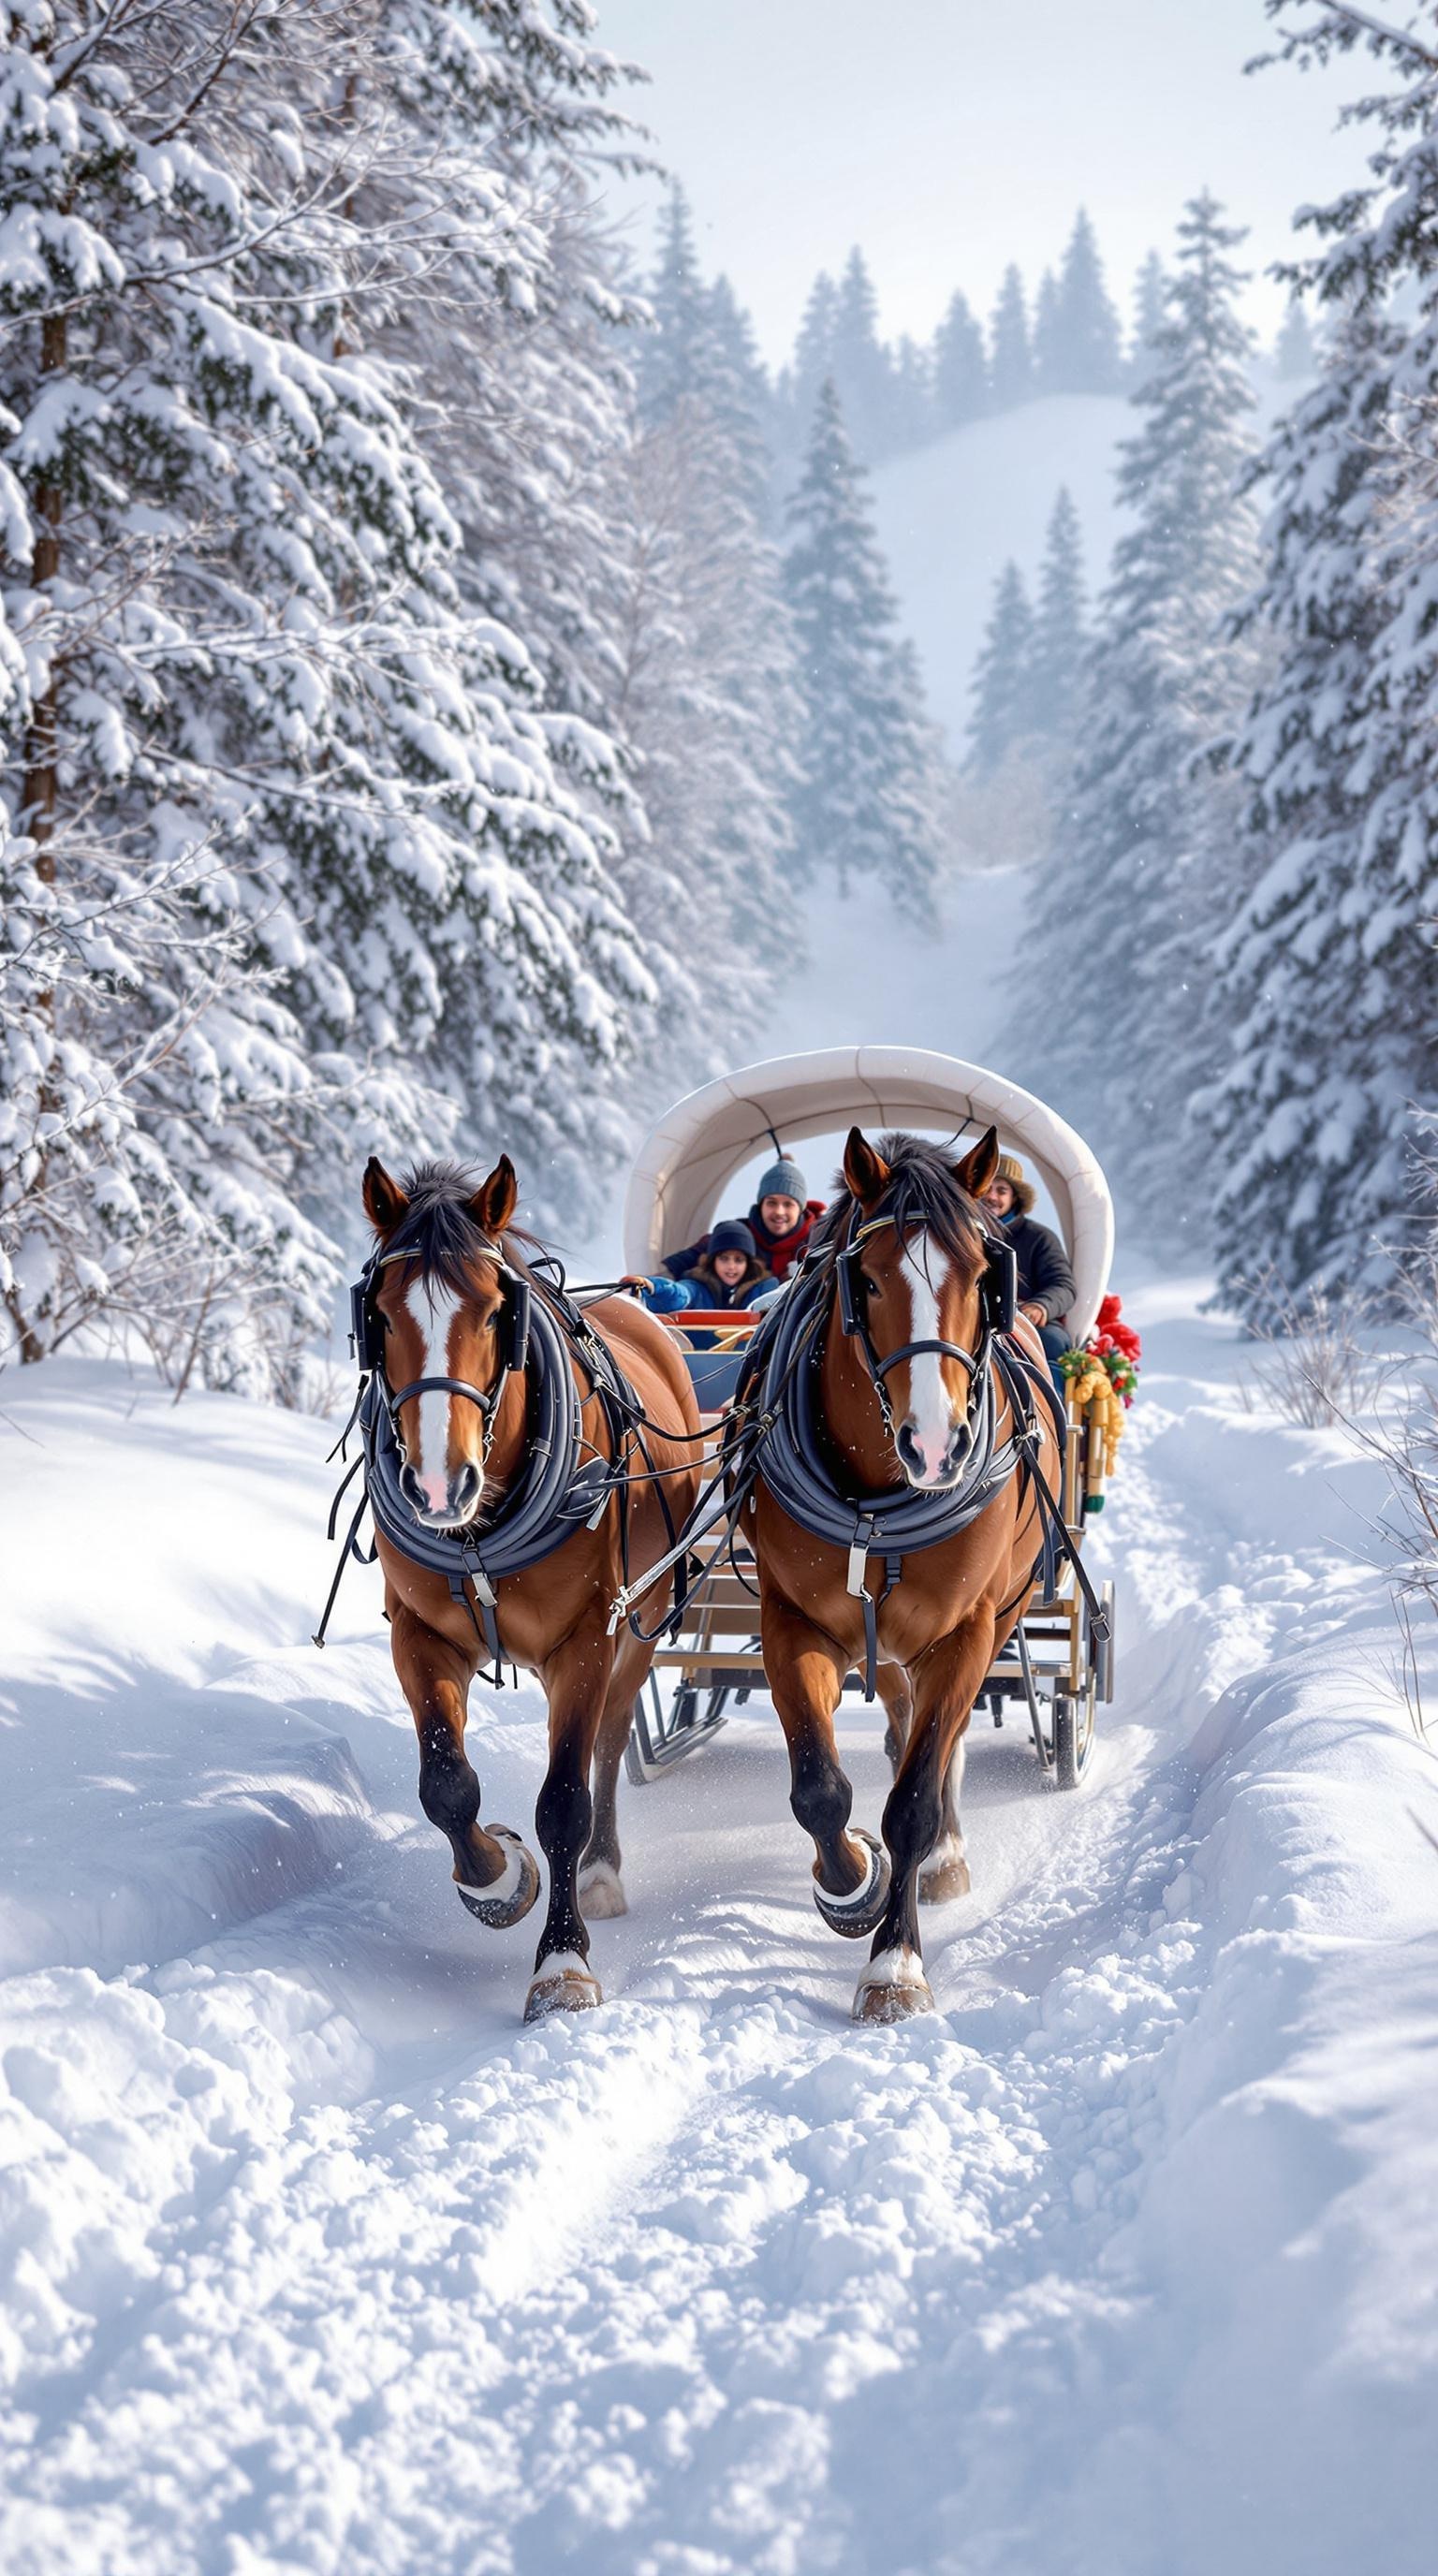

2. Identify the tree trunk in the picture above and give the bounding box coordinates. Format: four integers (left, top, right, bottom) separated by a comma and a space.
21, 311, 66, 876
14, 308, 67, 1362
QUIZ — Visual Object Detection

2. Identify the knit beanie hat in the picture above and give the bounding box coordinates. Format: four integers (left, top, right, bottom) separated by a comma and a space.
995, 1153, 1035, 1216
710, 1218, 758, 1259
756, 1159, 806, 1204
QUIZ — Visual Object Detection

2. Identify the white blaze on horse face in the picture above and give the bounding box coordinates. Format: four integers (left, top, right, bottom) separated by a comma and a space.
902, 1229, 958, 1480
406, 1278, 466, 1512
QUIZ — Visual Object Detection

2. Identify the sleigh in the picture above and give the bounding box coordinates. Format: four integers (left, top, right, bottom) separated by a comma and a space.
618, 1046, 1118, 1793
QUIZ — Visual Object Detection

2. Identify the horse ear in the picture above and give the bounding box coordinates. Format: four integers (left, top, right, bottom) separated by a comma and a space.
363, 1154, 409, 1237
843, 1127, 891, 1209
957, 1126, 1000, 1201
470, 1154, 519, 1240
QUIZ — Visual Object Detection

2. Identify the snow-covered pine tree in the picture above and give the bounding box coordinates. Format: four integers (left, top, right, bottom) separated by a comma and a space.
932, 289, 989, 428
791, 272, 839, 410
990, 266, 1034, 410
704, 275, 777, 510
1203, 304, 1399, 1302
1029, 192, 1261, 1237
600, 391, 802, 1092
1126, 250, 1168, 388
829, 248, 900, 461
1274, 294, 1318, 379
965, 564, 1039, 776
890, 338, 934, 452
1049, 209, 1123, 393
0, 0, 377, 1380
784, 381, 944, 923
1204, 1, 1438, 1299
1033, 270, 1064, 396
638, 185, 712, 422
0, 0, 657, 1373
630, 192, 775, 513
592, 191, 799, 1080
1032, 488, 1089, 741
776, 269, 840, 483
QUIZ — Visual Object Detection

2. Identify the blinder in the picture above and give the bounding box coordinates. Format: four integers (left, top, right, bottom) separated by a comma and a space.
350, 1266, 388, 1376
981, 1238, 1019, 1338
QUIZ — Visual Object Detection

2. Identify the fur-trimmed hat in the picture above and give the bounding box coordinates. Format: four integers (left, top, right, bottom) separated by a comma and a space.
995, 1153, 1035, 1216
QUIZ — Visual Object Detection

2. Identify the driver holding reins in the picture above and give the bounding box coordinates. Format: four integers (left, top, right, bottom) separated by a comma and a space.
979, 1154, 1075, 1391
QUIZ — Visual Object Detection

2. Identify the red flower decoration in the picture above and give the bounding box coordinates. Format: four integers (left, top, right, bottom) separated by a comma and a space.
1093, 1294, 1141, 1368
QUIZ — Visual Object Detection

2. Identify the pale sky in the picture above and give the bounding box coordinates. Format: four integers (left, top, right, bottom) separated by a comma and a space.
590, 0, 1369, 364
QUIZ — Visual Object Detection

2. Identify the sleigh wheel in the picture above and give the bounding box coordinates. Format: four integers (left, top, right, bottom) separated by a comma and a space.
1051, 1685, 1095, 1792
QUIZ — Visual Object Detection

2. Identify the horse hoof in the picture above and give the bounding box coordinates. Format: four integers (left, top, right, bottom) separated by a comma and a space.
853, 1948, 935, 2024
813, 1830, 890, 1939
523, 1957, 603, 2022
455, 1828, 539, 1929
578, 1860, 628, 1920
918, 1846, 972, 1905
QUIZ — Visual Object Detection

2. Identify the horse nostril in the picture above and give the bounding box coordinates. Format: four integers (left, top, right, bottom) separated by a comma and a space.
451, 1462, 481, 1515
400, 1462, 425, 1512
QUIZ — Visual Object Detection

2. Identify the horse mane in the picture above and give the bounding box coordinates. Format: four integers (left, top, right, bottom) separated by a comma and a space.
815, 1131, 989, 1271
385, 1159, 540, 1300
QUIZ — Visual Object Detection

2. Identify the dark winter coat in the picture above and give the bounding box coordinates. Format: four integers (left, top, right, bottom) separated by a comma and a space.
667, 1198, 827, 1286
1002, 1210, 1076, 1325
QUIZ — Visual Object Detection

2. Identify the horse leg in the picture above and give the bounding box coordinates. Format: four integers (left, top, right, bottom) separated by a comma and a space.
918, 1732, 972, 1905
525, 1622, 615, 2021
578, 1665, 637, 1922
389, 1603, 539, 1928
762, 1598, 891, 1938
877, 1661, 914, 1774
854, 1613, 995, 2022
881, 1661, 968, 1899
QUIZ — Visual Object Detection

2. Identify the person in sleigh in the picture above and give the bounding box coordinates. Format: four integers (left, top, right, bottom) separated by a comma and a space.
978, 1152, 1076, 1393
664, 1155, 827, 1287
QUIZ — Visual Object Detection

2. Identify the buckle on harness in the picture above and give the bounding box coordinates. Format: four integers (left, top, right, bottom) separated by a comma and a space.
846, 1520, 873, 1598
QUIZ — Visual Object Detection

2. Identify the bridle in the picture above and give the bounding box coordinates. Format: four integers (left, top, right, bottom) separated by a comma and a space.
834, 1202, 1019, 1454
351, 1238, 533, 1477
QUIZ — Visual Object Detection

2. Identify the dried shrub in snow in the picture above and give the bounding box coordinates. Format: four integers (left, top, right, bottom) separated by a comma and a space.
1237, 1265, 1389, 1430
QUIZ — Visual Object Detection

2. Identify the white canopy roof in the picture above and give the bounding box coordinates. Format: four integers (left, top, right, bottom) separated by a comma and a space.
623, 1045, 1114, 1339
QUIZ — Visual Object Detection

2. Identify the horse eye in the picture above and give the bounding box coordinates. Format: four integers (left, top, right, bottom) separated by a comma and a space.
860, 1273, 880, 1298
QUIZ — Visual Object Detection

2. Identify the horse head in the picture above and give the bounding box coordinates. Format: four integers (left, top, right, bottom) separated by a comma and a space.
840, 1124, 1000, 1491
361, 1152, 522, 1530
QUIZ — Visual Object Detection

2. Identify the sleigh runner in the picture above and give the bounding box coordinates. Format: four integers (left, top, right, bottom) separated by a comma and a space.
620, 1046, 1121, 1793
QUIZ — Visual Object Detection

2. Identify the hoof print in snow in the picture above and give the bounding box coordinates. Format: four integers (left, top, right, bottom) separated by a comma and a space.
524, 1962, 603, 2021
577, 1862, 628, 1919
813, 1829, 891, 1938
853, 1954, 935, 2023
455, 1830, 539, 1929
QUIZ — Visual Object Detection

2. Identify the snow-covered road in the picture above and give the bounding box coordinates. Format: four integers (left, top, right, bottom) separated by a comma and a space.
2, 1286, 1435, 2574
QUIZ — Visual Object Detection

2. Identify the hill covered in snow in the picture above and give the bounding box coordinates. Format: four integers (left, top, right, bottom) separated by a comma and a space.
872, 375, 1306, 754
872, 393, 1131, 750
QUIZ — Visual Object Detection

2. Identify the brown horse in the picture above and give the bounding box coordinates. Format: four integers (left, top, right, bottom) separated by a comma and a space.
747, 1125, 1062, 2023
359, 1153, 701, 2021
